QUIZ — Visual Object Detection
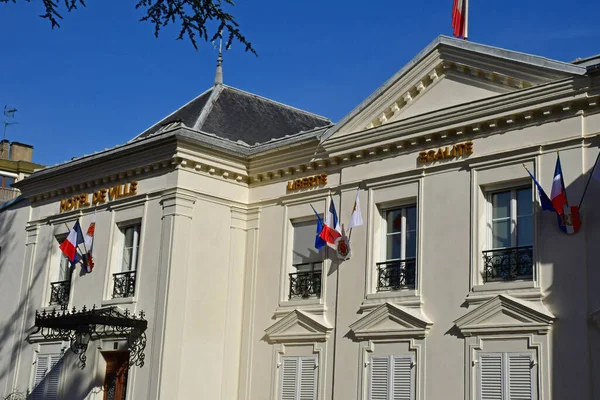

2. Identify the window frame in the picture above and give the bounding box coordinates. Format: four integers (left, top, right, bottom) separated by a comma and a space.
381, 205, 417, 263
486, 186, 533, 251
288, 217, 324, 301
376, 204, 418, 293
29, 345, 64, 400
107, 220, 143, 301
47, 234, 73, 308
119, 223, 141, 273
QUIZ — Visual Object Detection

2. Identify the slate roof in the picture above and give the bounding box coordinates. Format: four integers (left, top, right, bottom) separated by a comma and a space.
135, 84, 331, 145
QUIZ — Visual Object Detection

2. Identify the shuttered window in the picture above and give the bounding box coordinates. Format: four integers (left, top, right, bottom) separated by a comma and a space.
478, 353, 535, 400
369, 355, 415, 400
30, 353, 62, 400
280, 356, 318, 400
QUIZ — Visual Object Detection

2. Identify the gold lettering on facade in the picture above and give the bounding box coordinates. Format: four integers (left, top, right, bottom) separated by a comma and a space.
287, 174, 328, 191
59, 181, 138, 212
418, 142, 474, 164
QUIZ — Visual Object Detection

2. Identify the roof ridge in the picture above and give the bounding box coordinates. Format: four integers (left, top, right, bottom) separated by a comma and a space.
130, 86, 214, 142
221, 84, 331, 122
193, 84, 225, 131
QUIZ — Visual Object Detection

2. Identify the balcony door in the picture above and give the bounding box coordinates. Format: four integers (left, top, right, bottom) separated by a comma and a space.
102, 351, 129, 400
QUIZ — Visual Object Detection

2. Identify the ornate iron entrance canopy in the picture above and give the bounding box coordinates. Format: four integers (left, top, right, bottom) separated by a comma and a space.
34, 306, 147, 369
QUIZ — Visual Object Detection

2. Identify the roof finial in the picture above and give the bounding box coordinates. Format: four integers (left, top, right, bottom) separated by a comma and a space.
214, 34, 223, 85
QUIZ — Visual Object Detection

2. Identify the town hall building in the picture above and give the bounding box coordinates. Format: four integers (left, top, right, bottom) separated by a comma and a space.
0, 36, 599, 400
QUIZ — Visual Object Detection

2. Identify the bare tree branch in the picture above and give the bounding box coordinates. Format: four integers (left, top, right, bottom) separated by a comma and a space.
0, 0, 256, 54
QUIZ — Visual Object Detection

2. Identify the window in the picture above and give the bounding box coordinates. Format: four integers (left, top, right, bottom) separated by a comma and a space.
0, 175, 15, 188
377, 206, 417, 291
280, 356, 317, 400
289, 220, 322, 300
369, 354, 414, 400
30, 353, 62, 400
49, 236, 71, 308
484, 188, 533, 282
478, 353, 535, 400
112, 224, 141, 298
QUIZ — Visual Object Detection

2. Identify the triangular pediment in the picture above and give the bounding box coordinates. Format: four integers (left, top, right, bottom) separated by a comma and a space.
322, 35, 585, 141
265, 309, 332, 343
349, 303, 433, 340
454, 295, 555, 336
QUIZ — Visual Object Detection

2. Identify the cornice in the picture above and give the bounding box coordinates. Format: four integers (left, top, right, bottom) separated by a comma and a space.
364, 60, 533, 132
244, 92, 599, 186
27, 158, 176, 204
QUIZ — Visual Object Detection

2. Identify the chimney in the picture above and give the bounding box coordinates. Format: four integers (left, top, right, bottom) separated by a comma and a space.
0, 140, 9, 160
9, 142, 33, 162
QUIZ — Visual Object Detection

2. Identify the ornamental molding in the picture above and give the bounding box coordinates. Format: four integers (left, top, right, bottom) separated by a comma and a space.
454, 294, 555, 337
364, 60, 533, 131
246, 94, 600, 186
28, 158, 176, 204
349, 302, 433, 340
264, 309, 332, 343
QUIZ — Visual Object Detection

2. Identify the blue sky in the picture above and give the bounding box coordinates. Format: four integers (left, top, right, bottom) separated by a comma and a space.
1, 0, 599, 167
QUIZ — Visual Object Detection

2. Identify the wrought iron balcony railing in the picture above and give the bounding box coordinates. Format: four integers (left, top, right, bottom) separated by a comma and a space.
49, 280, 71, 309
289, 269, 322, 300
376, 258, 416, 292
483, 246, 533, 282
112, 271, 137, 299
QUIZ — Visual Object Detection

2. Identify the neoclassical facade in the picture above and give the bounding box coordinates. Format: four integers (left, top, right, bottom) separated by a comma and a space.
0, 36, 599, 400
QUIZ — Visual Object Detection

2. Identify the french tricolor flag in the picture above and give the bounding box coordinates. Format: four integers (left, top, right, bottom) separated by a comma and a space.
59, 220, 85, 264
451, 0, 467, 39
550, 155, 568, 216
311, 199, 342, 250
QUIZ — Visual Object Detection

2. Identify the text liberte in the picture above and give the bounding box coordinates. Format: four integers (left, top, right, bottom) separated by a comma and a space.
287, 174, 328, 191
59, 181, 138, 213
418, 142, 473, 164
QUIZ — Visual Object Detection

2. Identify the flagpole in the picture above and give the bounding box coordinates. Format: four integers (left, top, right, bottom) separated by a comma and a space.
578, 152, 600, 209
464, 0, 469, 40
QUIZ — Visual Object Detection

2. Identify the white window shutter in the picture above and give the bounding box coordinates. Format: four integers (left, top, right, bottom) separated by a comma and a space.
45, 354, 62, 400
31, 353, 61, 400
30, 354, 50, 400
280, 357, 299, 400
391, 356, 414, 400
369, 356, 390, 400
298, 357, 317, 400
479, 353, 503, 400
507, 354, 533, 400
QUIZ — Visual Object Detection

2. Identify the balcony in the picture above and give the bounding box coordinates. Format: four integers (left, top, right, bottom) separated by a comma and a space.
0, 188, 19, 202
112, 271, 136, 299
49, 280, 71, 309
376, 258, 416, 292
483, 246, 533, 282
289, 268, 322, 300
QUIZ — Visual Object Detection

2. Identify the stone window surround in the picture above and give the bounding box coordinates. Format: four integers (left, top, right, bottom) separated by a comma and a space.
272, 342, 327, 400
276, 194, 330, 316
468, 158, 542, 303
361, 177, 422, 311
101, 198, 148, 307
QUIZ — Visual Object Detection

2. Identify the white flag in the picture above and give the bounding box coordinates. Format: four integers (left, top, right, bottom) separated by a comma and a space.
348, 189, 363, 229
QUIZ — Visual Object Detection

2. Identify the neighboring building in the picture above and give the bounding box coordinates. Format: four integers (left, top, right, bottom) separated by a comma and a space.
0, 139, 44, 203
0, 36, 599, 400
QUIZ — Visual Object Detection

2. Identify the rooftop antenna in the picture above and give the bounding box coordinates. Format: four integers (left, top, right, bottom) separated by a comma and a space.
2, 105, 18, 157
214, 32, 223, 85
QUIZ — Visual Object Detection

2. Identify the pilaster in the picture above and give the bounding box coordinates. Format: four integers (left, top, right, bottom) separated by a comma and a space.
151, 190, 196, 400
